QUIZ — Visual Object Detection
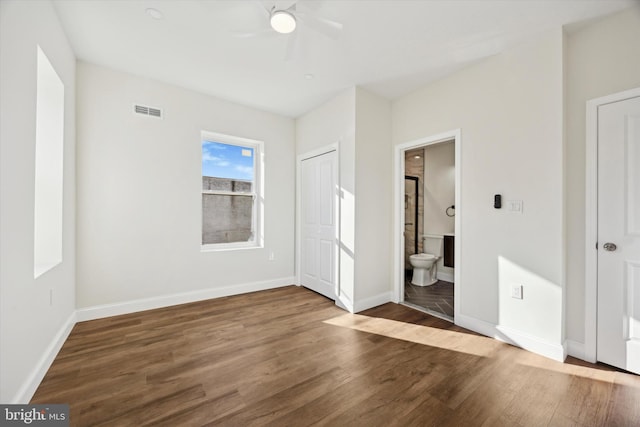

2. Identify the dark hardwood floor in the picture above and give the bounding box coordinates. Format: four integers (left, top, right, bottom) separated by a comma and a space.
32, 286, 640, 426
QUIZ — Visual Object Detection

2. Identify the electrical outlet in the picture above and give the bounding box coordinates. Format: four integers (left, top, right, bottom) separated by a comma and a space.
511, 285, 523, 300
269, 250, 275, 261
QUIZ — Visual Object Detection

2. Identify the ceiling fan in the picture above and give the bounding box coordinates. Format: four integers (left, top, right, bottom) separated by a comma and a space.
236, 0, 344, 60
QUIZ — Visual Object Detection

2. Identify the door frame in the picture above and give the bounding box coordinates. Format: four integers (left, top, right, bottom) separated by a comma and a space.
405, 175, 420, 256
393, 129, 461, 322
585, 86, 640, 363
296, 143, 340, 300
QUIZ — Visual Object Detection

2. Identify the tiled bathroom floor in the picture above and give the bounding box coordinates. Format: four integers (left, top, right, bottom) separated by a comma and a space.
404, 279, 454, 321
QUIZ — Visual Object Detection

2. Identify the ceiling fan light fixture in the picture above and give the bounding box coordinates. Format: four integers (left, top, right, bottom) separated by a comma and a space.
270, 10, 296, 34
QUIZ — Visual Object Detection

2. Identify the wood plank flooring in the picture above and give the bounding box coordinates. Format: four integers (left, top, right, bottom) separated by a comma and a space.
32, 286, 640, 426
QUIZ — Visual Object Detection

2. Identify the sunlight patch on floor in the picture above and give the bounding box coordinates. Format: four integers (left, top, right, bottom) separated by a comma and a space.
323, 313, 501, 357
514, 352, 627, 385
323, 314, 640, 387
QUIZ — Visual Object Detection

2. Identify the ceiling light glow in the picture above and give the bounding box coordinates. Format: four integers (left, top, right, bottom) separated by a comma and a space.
270, 10, 296, 34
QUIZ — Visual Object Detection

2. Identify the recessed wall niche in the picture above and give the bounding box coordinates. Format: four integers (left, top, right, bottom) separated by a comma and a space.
33, 45, 64, 278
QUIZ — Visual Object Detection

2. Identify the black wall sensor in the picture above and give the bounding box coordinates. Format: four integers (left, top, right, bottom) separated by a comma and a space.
494, 194, 502, 209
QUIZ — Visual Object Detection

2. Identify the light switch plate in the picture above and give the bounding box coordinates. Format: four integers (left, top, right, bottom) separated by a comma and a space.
507, 200, 523, 213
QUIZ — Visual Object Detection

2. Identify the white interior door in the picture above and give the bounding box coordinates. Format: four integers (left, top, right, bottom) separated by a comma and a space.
300, 151, 337, 300
597, 95, 640, 374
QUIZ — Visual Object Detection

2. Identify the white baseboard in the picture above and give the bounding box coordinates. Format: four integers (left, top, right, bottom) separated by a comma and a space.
456, 314, 566, 362
496, 325, 566, 362
12, 311, 76, 403
336, 293, 354, 313
76, 277, 295, 322
354, 291, 393, 313
456, 313, 499, 339
437, 271, 454, 283
12, 278, 295, 403
565, 339, 586, 361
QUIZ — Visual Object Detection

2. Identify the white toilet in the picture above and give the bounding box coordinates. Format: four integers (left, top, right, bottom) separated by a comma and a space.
409, 235, 443, 286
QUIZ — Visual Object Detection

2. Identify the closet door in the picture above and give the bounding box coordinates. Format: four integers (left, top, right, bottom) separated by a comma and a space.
300, 151, 337, 300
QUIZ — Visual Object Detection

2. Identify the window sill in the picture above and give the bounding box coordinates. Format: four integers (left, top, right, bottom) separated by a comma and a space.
200, 242, 263, 253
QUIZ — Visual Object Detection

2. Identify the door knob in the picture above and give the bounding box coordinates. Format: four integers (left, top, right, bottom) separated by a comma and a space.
603, 242, 617, 251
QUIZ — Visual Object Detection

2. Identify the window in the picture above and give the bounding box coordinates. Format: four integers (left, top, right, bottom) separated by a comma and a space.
34, 45, 64, 278
201, 131, 263, 250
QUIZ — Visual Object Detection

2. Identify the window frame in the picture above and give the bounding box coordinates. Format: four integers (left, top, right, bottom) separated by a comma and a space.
200, 130, 264, 252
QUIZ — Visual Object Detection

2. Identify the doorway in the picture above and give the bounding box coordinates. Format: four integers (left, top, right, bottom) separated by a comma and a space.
299, 149, 338, 301
394, 130, 461, 323
585, 87, 640, 374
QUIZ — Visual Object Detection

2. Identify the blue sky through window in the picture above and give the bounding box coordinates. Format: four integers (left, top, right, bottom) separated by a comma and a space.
202, 140, 254, 180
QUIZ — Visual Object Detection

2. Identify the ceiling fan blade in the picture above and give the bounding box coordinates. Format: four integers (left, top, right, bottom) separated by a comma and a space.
296, 0, 321, 12
231, 28, 277, 39
252, 0, 271, 19
275, 0, 298, 11
297, 12, 342, 40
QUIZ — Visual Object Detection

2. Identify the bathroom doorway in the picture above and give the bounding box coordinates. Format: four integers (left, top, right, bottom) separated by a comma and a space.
394, 130, 461, 323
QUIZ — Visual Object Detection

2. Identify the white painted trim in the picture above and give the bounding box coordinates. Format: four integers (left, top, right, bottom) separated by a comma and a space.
453, 131, 462, 322
200, 132, 264, 250
11, 311, 76, 403
496, 325, 566, 362
336, 293, 354, 313
392, 143, 405, 304
565, 339, 586, 361
295, 143, 340, 301
456, 314, 566, 362
393, 129, 461, 323
455, 314, 500, 340
585, 87, 640, 364
297, 144, 340, 163
76, 277, 295, 322
437, 271, 454, 283
353, 292, 393, 313
585, 95, 598, 363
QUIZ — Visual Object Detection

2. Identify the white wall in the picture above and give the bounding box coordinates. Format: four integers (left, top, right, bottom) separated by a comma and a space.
393, 29, 565, 355
0, 0, 76, 402
423, 141, 455, 236
296, 88, 357, 307
76, 63, 295, 309
424, 141, 455, 280
295, 87, 392, 310
564, 7, 640, 344
354, 88, 392, 304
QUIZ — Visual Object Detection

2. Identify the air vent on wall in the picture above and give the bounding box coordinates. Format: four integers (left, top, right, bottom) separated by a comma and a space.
133, 104, 162, 119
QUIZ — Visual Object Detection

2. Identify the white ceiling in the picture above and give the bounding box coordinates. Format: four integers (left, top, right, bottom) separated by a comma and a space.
52, 0, 635, 118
